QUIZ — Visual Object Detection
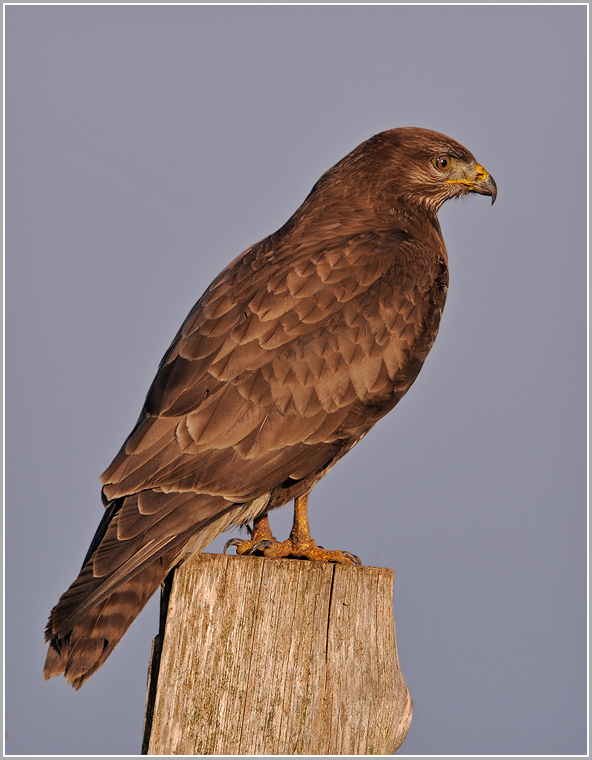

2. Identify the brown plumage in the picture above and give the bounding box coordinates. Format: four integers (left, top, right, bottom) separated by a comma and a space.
44, 127, 496, 688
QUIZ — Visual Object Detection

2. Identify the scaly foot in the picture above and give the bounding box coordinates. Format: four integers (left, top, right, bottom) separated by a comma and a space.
225, 534, 360, 565
224, 497, 361, 566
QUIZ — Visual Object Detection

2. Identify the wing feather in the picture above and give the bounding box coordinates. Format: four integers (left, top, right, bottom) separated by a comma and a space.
102, 232, 442, 504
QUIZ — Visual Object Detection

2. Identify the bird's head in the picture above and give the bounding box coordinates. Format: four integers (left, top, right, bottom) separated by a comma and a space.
290, 127, 496, 235
372, 127, 497, 215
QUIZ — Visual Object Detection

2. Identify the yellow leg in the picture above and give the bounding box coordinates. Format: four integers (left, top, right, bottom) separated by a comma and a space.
289, 494, 313, 545
250, 512, 276, 543
224, 493, 361, 566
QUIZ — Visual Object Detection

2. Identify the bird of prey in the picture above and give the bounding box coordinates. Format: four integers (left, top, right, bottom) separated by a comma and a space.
44, 127, 496, 688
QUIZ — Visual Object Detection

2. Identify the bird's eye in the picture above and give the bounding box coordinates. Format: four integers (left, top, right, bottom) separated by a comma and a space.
434, 155, 453, 172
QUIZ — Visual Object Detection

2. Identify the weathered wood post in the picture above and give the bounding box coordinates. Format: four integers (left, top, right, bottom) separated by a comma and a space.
142, 553, 412, 754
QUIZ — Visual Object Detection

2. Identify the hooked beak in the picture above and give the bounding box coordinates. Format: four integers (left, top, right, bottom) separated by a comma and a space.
446, 163, 497, 205
471, 164, 497, 205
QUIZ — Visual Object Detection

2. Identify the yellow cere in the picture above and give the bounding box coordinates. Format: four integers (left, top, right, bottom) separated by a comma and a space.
475, 164, 488, 181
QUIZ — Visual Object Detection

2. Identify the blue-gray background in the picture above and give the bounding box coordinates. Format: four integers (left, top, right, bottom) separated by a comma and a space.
5, 4, 587, 756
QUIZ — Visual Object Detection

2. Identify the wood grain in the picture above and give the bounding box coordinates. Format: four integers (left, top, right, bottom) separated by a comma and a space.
143, 554, 412, 755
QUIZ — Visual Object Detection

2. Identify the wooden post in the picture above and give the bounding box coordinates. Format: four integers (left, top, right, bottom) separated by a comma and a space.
142, 553, 412, 755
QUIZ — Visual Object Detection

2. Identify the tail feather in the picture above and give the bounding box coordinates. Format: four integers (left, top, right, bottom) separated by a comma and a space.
44, 549, 179, 689
43, 495, 269, 688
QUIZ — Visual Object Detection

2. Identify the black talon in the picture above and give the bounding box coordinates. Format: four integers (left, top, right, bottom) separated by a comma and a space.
343, 551, 362, 566
224, 538, 243, 554
245, 540, 273, 555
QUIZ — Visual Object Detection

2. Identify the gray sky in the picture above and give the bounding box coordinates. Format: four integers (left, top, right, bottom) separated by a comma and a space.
5, 4, 587, 756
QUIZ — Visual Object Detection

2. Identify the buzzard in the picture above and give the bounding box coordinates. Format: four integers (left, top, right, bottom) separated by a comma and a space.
44, 127, 496, 688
